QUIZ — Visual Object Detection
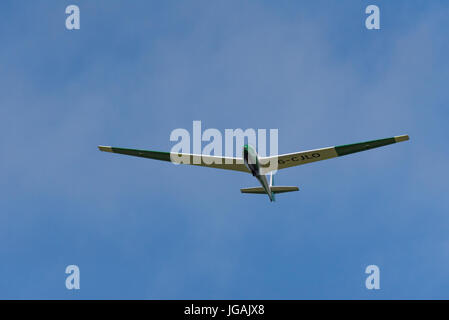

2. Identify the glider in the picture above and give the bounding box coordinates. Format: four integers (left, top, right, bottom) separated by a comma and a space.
98, 134, 409, 202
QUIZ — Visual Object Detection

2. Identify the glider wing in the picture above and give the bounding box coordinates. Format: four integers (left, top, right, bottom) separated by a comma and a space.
260, 135, 409, 173
98, 146, 250, 173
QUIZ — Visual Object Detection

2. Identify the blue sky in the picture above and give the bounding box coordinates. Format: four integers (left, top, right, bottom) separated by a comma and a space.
0, 0, 448, 299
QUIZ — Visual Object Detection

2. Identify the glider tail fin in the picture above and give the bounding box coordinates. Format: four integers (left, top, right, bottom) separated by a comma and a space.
269, 172, 275, 202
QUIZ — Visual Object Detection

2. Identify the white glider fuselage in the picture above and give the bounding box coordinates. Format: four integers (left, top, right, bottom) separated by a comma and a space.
243, 144, 273, 202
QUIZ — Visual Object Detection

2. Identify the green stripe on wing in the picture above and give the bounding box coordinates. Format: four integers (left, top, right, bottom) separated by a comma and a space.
98, 146, 171, 161
334, 135, 409, 157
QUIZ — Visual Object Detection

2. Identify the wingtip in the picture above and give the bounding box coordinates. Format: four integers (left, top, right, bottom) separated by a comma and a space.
98, 145, 113, 152
394, 135, 410, 142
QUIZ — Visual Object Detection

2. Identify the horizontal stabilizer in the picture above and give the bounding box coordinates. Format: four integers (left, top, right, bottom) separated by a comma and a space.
240, 187, 266, 194
270, 186, 299, 194
240, 186, 299, 194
